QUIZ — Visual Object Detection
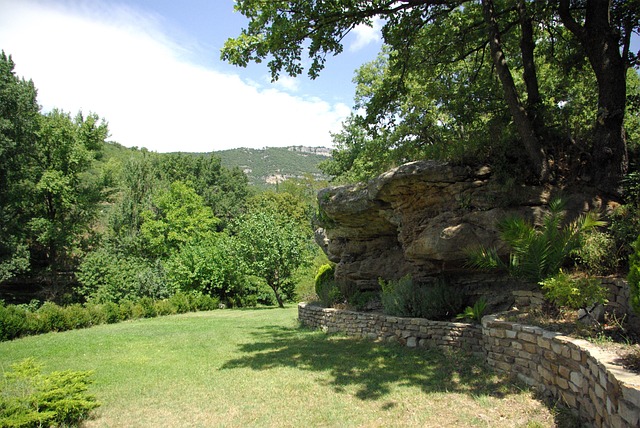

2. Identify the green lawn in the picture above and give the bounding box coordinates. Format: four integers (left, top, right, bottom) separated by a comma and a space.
0, 306, 557, 427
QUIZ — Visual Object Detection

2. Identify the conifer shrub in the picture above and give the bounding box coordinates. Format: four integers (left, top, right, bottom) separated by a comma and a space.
0, 293, 222, 342
0, 358, 99, 428
136, 297, 157, 318
84, 303, 107, 326
189, 293, 220, 311
117, 299, 137, 321
102, 302, 122, 324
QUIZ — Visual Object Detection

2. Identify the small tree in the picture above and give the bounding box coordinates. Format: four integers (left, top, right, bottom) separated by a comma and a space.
140, 181, 219, 258
165, 234, 244, 302
234, 211, 311, 308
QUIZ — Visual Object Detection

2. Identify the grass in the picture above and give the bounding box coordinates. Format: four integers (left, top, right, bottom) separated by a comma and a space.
0, 306, 557, 427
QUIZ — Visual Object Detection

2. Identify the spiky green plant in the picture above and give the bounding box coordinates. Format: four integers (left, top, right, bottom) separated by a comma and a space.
467, 198, 605, 283
456, 297, 488, 324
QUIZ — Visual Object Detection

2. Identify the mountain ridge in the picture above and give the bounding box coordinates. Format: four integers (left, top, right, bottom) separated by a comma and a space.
215, 146, 331, 187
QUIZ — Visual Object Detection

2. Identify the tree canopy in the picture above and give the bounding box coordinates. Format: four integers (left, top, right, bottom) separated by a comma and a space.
223, 0, 640, 191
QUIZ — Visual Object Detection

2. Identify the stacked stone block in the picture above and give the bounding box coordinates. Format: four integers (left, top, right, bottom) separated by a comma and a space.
298, 303, 484, 356
483, 315, 640, 428
299, 303, 640, 428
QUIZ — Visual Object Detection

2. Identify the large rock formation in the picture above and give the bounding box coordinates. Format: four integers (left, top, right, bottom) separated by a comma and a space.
316, 160, 616, 295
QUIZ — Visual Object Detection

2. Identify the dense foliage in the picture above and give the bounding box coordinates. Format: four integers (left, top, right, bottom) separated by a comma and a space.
224, 1, 639, 190
0, 51, 323, 311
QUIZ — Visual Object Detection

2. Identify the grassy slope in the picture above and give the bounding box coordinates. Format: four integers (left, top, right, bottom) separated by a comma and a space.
0, 307, 555, 427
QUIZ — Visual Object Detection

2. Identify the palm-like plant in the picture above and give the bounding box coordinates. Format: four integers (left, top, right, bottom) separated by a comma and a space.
467, 199, 605, 282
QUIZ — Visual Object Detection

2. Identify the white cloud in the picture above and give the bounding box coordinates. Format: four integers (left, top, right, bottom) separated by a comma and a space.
0, 0, 350, 152
270, 75, 300, 92
349, 17, 383, 52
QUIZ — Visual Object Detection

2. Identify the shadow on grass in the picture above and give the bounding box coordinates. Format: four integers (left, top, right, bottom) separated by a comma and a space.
220, 324, 518, 401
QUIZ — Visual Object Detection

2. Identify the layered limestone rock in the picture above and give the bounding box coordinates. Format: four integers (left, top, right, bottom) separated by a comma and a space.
316, 160, 616, 292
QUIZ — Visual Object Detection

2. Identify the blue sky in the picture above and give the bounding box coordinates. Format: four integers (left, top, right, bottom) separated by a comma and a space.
2, 1, 635, 153
0, 0, 383, 152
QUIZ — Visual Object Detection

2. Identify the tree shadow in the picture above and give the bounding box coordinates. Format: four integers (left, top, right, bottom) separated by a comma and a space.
220, 324, 519, 401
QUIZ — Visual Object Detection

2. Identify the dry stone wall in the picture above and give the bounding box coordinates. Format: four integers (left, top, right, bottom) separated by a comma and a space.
298, 302, 484, 355
299, 303, 640, 428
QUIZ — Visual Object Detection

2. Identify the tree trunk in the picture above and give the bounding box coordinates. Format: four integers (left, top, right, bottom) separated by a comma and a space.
271, 283, 285, 308
482, 0, 549, 181
517, 0, 545, 137
558, 0, 628, 193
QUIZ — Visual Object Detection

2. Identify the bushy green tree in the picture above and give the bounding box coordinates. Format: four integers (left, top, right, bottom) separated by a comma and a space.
0, 51, 40, 281
233, 210, 312, 307
76, 246, 169, 303
140, 181, 219, 259
246, 191, 310, 229
165, 234, 244, 302
107, 152, 158, 253
223, 1, 637, 190
27, 109, 108, 270
153, 153, 249, 228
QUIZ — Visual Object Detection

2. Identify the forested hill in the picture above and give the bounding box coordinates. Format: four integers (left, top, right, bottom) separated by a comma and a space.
215, 146, 330, 187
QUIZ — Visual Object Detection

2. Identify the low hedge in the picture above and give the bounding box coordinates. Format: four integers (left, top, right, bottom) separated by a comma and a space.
0, 292, 220, 342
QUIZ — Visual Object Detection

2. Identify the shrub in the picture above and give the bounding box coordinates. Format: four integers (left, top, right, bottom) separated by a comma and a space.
467, 198, 605, 282
456, 298, 488, 323
0, 294, 221, 342
314, 264, 335, 296
629, 236, 640, 313
77, 248, 170, 304
0, 358, 100, 428
0, 302, 29, 341
347, 291, 380, 311
35, 302, 68, 333
169, 292, 191, 314
314, 264, 342, 307
84, 302, 107, 326
154, 299, 177, 316
118, 299, 137, 321
63, 304, 92, 330
380, 276, 464, 320
137, 297, 157, 318
165, 235, 244, 302
102, 302, 122, 324
243, 276, 277, 306
189, 293, 220, 311
541, 270, 608, 310
574, 229, 618, 275
610, 204, 640, 266
316, 281, 342, 308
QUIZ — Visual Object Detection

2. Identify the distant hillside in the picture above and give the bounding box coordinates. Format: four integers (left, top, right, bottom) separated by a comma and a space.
215, 146, 331, 187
